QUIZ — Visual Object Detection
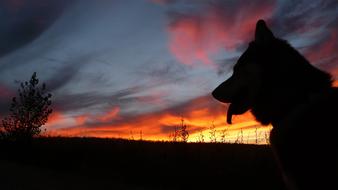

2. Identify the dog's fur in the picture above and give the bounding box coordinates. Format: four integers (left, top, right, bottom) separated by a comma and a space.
212, 20, 338, 190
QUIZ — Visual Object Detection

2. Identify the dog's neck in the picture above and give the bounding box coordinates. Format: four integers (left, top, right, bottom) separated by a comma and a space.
251, 86, 333, 127
272, 88, 337, 131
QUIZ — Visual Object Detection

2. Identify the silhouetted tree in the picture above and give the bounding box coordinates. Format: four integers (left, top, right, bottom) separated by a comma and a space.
1, 72, 52, 141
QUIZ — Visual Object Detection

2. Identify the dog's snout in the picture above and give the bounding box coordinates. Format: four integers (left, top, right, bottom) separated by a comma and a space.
212, 77, 237, 103
212, 83, 232, 103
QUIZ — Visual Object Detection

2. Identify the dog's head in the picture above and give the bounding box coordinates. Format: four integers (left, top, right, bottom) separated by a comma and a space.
212, 20, 275, 124
212, 20, 332, 125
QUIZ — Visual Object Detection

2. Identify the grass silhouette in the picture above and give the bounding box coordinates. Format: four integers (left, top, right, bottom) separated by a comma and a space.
0, 137, 286, 190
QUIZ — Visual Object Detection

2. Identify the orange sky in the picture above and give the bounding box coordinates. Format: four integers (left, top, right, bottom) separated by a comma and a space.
44, 99, 270, 143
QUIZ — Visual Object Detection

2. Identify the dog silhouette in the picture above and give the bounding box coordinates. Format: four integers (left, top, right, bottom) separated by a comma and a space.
212, 20, 338, 190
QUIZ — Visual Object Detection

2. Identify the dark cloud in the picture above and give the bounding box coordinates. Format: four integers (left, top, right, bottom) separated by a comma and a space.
271, 0, 338, 37
0, 0, 72, 57
46, 53, 99, 92
215, 57, 237, 76
53, 91, 115, 113
138, 60, 187, 80
150, 0, 177, 5
270, 0, 338, 75
52, 85, 147, 115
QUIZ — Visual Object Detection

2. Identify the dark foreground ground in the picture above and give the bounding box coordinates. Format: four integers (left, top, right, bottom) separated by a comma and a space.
0, 137, 285, 190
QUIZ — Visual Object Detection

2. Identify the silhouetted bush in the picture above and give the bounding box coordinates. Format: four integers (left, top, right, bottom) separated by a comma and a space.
0, 72, 52, 141
209, 122, 217, 143
180, 118, 189, 142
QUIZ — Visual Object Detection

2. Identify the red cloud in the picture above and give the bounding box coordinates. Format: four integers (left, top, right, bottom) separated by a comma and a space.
98, 107, 120, 122
333, 80, 338, 87
45, 107, 120, 132
75, 114, 89, 125
46, 111, 64, 126
168, 1, 276, 66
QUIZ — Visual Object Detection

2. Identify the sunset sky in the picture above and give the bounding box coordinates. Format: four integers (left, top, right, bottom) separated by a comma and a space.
0, 0, 337, 142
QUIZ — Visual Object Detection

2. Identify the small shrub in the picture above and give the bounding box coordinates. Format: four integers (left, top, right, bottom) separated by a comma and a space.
1, 72, 52, 141
197, 130, 205, 143
180, 118, 189, 142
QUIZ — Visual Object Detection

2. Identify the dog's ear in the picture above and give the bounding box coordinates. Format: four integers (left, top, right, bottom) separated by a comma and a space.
255, 20, 274, 44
